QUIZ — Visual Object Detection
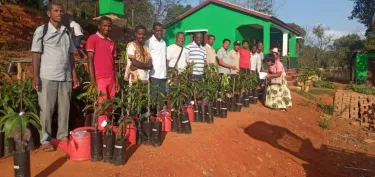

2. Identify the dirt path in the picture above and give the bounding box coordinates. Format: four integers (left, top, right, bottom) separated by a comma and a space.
1, 92, 375, 177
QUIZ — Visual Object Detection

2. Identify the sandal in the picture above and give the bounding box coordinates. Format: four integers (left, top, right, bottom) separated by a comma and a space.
41, 143, 55, 152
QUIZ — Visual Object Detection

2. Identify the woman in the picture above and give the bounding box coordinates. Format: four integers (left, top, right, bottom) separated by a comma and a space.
124, 25, 152, 83
264, 54, 292, 110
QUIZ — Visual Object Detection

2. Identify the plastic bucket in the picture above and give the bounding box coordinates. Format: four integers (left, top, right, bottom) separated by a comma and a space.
126, 123, 136, 144
51, 126, 94, 161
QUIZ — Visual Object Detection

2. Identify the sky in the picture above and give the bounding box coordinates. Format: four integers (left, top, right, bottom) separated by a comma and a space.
185, 0, 366, 38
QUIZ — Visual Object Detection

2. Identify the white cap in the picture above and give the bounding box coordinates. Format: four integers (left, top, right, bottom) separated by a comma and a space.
271, 48, 279, 53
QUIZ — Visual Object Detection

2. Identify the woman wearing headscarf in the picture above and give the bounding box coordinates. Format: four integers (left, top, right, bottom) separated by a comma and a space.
264, 54, 292, 111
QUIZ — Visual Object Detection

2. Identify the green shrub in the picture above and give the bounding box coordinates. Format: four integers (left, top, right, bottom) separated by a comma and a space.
313, 80, 336, 89
319, 117, 331, 129
318, 103, 334, 115
346, 84, 375, 95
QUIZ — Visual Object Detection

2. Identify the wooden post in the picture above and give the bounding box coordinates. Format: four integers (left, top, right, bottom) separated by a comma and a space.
16, 62, 22, 80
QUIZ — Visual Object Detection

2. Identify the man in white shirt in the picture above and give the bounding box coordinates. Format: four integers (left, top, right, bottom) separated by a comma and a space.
205, 35, 217, 67
69, 17, 86, 59
146, 22, 167, 111
250, 45, 261, 72
186, 33, 207, 80
257, 42, 264, 71
167, 32, 188, 73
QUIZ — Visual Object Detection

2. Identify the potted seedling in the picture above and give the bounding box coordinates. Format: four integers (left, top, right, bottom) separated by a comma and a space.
77, 82, 106, 162
169, 67, 192, 134
149, 85, 166, 147
110, 96, 136, 166
0, 76, 41, 177
219, 75, 230, 118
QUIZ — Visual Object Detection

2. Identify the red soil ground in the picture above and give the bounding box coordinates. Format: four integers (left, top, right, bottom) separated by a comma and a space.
0, 91, 375, 177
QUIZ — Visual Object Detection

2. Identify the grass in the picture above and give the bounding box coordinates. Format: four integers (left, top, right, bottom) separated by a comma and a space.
309, 89, 335, 97
298, 100, 311, 107
317, 103, 334, 115
290, 88, 316, 100
346, 84, 375, 96
319, 117, 331, 129
313, 80, 336, 89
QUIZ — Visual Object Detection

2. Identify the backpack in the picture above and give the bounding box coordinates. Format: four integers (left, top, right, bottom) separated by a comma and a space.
40, 24, 71, 54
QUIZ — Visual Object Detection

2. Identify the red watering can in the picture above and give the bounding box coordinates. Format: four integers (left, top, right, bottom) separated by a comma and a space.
51, 127, 94, 161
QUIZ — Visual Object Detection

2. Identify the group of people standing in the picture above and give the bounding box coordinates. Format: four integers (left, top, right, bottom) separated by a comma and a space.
31, 2, 291, 152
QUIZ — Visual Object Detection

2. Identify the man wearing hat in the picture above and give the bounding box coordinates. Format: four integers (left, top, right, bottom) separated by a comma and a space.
271, 47, 281, 61
229, 41, 241, 77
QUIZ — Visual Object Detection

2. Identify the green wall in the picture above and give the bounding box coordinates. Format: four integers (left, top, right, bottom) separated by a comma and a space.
99, 0, 124, 16
165, 3, 273, 50
165, 2, 299, 64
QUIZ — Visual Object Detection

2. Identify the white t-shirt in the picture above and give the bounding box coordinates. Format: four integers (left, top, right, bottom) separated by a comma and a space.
250, 52, 261, 72
167, 44, 188, 73
69, 21, 83, 36
146, 35, 167, 79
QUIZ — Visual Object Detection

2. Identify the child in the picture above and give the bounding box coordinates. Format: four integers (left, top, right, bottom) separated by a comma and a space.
86, 16, 119, 131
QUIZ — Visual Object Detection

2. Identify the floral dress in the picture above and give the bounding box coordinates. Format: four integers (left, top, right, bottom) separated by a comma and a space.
264, 61, 292, 109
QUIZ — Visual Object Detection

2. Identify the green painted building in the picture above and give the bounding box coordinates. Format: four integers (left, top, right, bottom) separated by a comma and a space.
164, 0, 302, 68
99, 0, 124, 16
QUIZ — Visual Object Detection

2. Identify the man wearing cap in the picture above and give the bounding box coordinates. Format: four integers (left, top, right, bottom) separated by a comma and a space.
229, 41, 240, 77
217, 39, 238, 76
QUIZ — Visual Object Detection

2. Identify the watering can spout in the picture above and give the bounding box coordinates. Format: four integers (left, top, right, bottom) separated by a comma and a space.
51, 139, 71, 155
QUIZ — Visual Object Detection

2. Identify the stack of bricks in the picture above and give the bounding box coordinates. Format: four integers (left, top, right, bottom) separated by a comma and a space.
333, 91, 375, 131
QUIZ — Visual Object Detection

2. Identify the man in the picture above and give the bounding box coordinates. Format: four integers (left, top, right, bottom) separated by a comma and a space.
250, 45, 261, 73
205, 35, 217, 67
167, 32, 188, 73
31, 2, 79, 152
69, 17, 86, 59
229, 41, 241, 76
257, 42, 264, 70
238, 40, 251, 74
186, 33, 207, 80
86, 16, 119, 131
146, 23, 167, 110
218, 39, 238, 76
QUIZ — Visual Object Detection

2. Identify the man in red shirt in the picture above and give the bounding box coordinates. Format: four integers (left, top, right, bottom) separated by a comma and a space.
86, 16, 119, 130
238, 40, 251, 74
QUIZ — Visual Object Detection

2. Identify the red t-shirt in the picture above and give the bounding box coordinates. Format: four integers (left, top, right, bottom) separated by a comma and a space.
86, 32, 117, 79
239, 48, 251, 69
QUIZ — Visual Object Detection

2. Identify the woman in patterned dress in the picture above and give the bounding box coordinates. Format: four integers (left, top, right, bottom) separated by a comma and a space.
264, 54, 292, 110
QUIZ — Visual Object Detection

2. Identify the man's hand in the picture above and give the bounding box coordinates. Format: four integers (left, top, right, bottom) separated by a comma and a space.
73, 75, 80, 89
32, 77, 40, 91
231, 66, 238, 70
115, 78, 120, 93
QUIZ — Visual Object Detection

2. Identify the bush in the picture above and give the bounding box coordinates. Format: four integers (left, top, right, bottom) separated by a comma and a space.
346, 84, 375, 95
318, 103, 333, 115
319, 117, 331, 129
313, 80, 336, 89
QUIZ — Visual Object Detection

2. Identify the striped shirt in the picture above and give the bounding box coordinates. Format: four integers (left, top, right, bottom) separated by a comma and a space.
186, 42, 206, 75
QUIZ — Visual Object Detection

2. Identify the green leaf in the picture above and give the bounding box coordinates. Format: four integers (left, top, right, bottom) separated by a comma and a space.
4, 116, 18, 138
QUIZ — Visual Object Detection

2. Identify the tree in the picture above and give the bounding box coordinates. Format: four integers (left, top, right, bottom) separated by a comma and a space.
287, 23, 306, 37
162, 4, 191, 25
124, 0, 154, 28
149, 0, 186, 23
333, 34, 364, 51
222, 0, 274, 15
349, 0, 375, 34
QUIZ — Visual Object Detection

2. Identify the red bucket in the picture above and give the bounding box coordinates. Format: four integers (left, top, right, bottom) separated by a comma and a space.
126, 123, 136, 144
187, 106, 194, 123
51, 127, 94, 161
160, 110, 172, 132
